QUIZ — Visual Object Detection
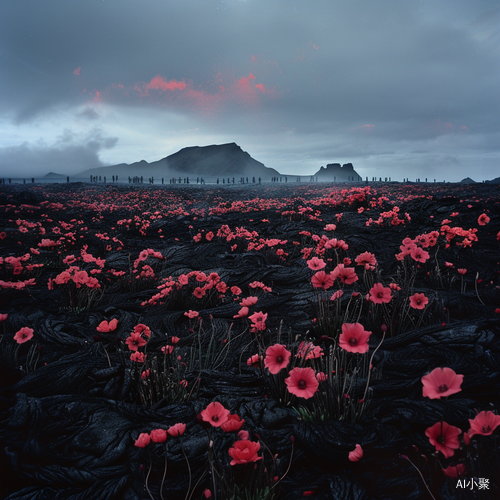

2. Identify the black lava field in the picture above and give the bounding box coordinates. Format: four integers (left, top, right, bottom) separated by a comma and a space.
1, 181, 499, 500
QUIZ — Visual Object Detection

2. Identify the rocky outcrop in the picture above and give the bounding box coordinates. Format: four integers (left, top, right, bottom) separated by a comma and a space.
313, 163, 361, 181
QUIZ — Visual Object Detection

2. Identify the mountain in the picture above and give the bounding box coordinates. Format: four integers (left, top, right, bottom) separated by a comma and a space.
485, 177, 500, 184
74, 143, 280, 182
459, 177, 476, 184
313, 163, 361, 182
44, 172, 66, 179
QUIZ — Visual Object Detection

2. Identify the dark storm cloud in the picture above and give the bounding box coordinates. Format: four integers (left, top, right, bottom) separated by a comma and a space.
0, 129, 118, 178
1, 0, 500, 180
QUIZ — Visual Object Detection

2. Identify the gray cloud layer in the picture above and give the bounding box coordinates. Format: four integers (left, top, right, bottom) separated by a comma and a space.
1, 0, 499, 180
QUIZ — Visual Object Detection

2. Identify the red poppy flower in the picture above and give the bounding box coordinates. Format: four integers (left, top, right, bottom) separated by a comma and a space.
311, 270, 335, 290
410, 246, 430, 263
247, 354, 262, 367
348, 444, 363, 461
184, 310, 199, 319
233, 306, 249, 319
457, 268, 467, 275
442, 463, 467, 478
134, 323, 151, 337
134, 432, 151, 448
425, 421, 461, 458
0, 313, 8, 321
368, 283, 392, 304
355, 252, 377, 269
238, 430, 250, 440
307, 257, 326, 271
339, 323, 371, 354
478, 213, 490, 225
331, 264, 358, 285
228, 440, 262, 465
467, 411, 500, 438
200, 402, 230, 427
249, 311, 268, 332
285, 367, 319, 399
295, 341, 323, 359
264, 344, 291, 374
167, 423, 186, 437
221, 414, 245, 432
240, 296, 258, 307
409, 293, 428, 309
125, 332, 148, 351
421, 367, 463, 399
150, 429, 167, 443
130, 351, 146, 362
96, 318, 118, 332
14, 327, 34, 344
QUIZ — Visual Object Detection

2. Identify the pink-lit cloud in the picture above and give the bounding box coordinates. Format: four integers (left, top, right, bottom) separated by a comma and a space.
89, 70, 276, 116
136, 75, 187, 96
73, 67, 81, 76
238, 73, 256, 85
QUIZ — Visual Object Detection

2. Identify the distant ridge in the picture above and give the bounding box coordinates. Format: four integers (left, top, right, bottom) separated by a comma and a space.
485, 177, 500, 184
74, 143, 280, 182
44, 172, 66, 178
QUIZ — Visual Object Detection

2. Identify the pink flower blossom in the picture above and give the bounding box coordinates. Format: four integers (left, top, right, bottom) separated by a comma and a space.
134, 433, 151, 448
134, 324, 151, 338
409, 293, 428, 309
150, 429, 167, 443
368, 283, 392, 304
96, 318, 118, 332
125, 332, 147, 351
410, 246, 429, 263
311, 270, 335, 290
339, 323, 371, 354
14, 327, 34, 344
348, 444, 363, 461
331, 264, 358, 285
307, 257, 326, 271
425, 421, 461, 458
285, 367, 319, 399
421, 367, 463, 399
221, 414, 245, 432
478, 213, 490, 225
200, 402, 230, 427
467, 411, 500, 438
167, 423, 186, 437
355, 252, 377, 269
228, 440, 262, 465
264, 344, 291, 374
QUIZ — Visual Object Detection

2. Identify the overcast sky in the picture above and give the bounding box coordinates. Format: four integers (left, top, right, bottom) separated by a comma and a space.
1, 0, 500, 181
